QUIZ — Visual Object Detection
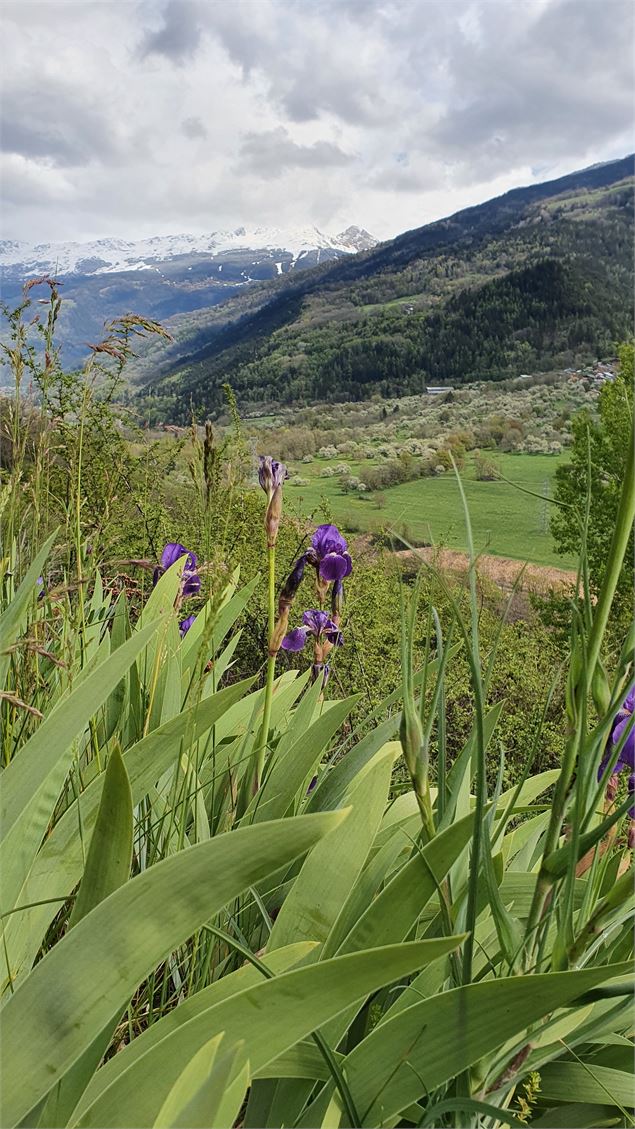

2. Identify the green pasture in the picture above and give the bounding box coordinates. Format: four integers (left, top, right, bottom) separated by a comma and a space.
286, 452, 574, 568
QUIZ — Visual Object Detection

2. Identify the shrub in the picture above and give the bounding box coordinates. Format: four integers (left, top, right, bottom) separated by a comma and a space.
341, 475, 360, 492
402, 437, 427, 455
474, 451, 500, 480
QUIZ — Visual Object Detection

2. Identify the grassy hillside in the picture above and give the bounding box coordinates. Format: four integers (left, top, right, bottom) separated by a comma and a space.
137, 156, 634, 421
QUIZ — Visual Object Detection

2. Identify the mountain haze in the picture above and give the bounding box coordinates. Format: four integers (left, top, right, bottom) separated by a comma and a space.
134, 155, 633, 421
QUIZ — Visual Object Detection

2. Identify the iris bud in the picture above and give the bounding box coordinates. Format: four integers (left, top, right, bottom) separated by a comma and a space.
265, 485, 283, 549
258, 456, 288, 549
591, 658, 611, 717
280, 554, 306, 602
400, 701, 424, 781
331, 577, 344, 620
258, 455, 286, 497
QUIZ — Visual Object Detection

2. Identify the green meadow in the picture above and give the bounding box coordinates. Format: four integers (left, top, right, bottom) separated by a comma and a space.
286, 452, 574, 568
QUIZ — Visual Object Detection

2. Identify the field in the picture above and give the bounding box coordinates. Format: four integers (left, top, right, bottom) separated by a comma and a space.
285, 452, 574, 568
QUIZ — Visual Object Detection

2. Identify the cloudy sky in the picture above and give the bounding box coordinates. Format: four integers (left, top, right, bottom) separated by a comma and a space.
2, 0, 633, 244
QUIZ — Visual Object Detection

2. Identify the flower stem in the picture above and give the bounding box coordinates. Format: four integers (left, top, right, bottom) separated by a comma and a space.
255, 544, 276, 788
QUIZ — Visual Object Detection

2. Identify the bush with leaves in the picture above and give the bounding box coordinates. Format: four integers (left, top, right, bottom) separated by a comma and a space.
552, 341, 634, 642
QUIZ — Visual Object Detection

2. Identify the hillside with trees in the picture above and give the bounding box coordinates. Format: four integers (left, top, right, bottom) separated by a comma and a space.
135, 156, 634, 421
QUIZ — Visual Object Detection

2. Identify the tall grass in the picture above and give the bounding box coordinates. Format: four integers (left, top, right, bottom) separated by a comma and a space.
0, 284, 633, 1129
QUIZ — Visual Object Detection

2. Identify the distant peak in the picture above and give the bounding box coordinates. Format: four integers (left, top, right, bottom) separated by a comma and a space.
335, 226, 378, 251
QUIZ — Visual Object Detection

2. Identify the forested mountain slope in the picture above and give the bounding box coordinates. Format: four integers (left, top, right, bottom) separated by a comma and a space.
137, 155, 634, 421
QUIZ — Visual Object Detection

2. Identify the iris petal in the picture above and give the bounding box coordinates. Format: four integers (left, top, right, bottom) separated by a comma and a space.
161, 542, 197, 572
182, 574, 201, 598
326, 629, 344, 646
612, 714, 635, 769
281, 627, 310, 652
312, 523, 348, 557
302, 609, 331, 635
319, 553, 350, 582
161, 542, 187, 570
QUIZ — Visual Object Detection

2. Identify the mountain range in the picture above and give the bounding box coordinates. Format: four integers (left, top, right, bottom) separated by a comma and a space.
2, 157, 633, 416
130, 154, 634, 422
0, 225, 377, 364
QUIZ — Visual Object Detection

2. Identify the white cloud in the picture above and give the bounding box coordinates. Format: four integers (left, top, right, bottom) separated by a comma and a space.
1, 0, 632, 243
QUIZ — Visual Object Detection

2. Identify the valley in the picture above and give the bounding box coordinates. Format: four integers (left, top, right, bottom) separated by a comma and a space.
131, 154, 634, 420
2, 155, 632, 578
150, 368, 605, 569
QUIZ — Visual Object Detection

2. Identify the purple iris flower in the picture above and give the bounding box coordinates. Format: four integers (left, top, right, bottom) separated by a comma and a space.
281, 609, 344, 652
154, 542, 201, 597
179, 614, 196, 637
258, 455, 288, 498
598, 688, 635, 815
308, 524, 353, 583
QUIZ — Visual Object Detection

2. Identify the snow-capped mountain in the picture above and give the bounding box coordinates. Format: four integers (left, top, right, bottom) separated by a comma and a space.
0, 223, 377, 366
0, 225, 377, 278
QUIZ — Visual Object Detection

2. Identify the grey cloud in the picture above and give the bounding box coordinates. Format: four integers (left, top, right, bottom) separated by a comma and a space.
202, 5, 265, 74
1, 0, 633, 244
181, 116, 207, 140
429, 0, 634, 175
281, 79, 387, 127
204, 2, 396, 125
237, 127, 355, 176
140, 0, 204, 64
369, 163, 439, 194
0, 81, 117, 167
